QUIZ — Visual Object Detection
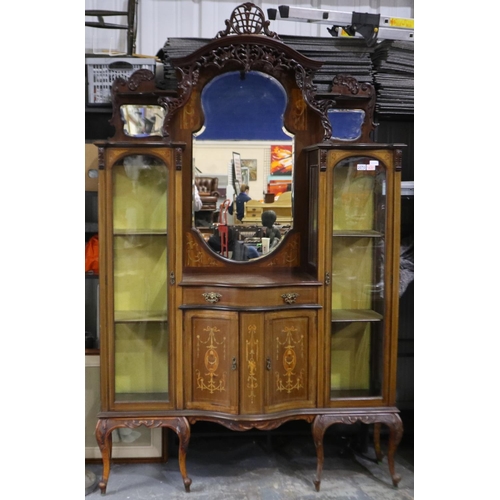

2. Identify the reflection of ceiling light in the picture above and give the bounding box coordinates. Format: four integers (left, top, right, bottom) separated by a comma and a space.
123, 155, 145, 181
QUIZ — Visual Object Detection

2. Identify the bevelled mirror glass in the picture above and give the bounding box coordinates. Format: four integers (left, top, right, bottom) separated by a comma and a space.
328, 109, 365, 141
192, 70, 293, 262
120, 105, 165, 137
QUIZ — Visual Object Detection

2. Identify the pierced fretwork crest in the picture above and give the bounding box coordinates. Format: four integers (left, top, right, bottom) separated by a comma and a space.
158, 2, 334, 140
216, 2, 279, 39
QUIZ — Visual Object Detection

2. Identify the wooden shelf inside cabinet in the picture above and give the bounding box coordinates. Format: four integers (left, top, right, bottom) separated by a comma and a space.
331, 309, 383, 322
115, 393, 169, 403
330, 389, 373, 399
333, 230, 383, 238
114, 229, 167, 235
114, 311, 168, 322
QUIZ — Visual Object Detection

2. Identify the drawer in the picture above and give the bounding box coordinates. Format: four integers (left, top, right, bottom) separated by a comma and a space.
181, 286, 319, 309
243, 211, 262, 221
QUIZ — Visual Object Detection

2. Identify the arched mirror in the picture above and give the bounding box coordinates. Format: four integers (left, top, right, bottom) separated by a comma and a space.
192, 70, 294, 261
156, 2, 330, 269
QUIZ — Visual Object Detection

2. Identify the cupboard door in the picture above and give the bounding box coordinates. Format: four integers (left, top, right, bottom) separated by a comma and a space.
184, 310, 239, 413
264, 310, 317, 412
111, 153, 171, 405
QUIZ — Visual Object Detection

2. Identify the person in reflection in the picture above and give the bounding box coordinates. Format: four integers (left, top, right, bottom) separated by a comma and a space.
193, 182, 203, 212
257, 210, 282, 250
228, 184, 251, 222
207, 226, 259, 260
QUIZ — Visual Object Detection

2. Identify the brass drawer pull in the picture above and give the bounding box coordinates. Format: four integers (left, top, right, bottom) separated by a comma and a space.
202, 292, 222, 303
281, 293, 299, 304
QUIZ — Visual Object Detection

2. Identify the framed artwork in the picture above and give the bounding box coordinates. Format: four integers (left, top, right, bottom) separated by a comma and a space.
241, 167, 249, 186
232, 151, 242, 192
241, 159, 257, 181
270, 145, 293, 176
85, 355, 164, 461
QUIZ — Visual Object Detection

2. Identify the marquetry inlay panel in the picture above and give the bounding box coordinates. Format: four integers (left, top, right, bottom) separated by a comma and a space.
275, 327, 305, 394
186, 232, 224, 267
245, 325, 259, 404
265, 232, 300, 267
195, 326, 227, 394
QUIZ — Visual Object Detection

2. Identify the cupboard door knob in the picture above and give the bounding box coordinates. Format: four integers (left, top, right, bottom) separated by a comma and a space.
202, 292, 222, 303
266, 357, 271, 371
281, 293, 298, 304
231, 357, 237, 370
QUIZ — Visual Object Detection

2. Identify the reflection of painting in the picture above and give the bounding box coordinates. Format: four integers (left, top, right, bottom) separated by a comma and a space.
233, 152, 242, 184
270, 145, 293, 176
241, 167, 249, 185
242, 159, 257, 181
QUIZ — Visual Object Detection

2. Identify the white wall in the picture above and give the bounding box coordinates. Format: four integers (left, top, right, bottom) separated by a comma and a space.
85, 0, 414, 57
193, 140, 293, 201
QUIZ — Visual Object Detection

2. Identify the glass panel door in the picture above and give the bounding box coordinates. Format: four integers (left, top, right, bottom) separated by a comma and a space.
330, 156, 386, 399
112, 154, 169, 403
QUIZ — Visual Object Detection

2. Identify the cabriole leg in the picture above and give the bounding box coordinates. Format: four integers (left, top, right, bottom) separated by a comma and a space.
373, 422, 383, 462
385, 414, 404, 486
312, 415, 330, 492
312, 412, 403, 491
95, 419, 112, 495
163, 417, 192, 492
95, 417, 192, 494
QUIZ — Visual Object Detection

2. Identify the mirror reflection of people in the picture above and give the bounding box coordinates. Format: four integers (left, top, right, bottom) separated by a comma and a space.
228, 184, 251, 222
207, 226, 259, 260
193, 182, 203, 212
258, 210, 281, 249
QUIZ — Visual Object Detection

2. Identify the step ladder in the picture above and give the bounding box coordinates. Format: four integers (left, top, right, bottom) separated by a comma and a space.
268, 5, 414, 46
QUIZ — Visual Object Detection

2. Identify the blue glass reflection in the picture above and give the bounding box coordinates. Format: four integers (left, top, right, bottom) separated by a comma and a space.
328, 110, 364, 141
196, 71, 289, 140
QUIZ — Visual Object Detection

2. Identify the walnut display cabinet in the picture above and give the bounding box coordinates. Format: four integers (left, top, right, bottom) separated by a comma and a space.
93, 3, 405, 495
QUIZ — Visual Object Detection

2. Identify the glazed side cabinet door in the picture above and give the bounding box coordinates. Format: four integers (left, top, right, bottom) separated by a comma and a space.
100, 148, 176, 411
324, 149, 400, 406
184, 310, 239, 413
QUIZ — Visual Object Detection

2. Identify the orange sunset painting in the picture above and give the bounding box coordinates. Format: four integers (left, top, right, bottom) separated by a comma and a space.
270, 145, 293, 176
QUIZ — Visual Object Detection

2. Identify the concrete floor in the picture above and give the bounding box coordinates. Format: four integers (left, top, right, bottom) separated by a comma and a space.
86, 423, 414, 499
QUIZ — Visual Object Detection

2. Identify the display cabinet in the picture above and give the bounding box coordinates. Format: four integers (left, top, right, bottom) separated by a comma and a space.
93, 3, 405, 495
305, 143, 403, 489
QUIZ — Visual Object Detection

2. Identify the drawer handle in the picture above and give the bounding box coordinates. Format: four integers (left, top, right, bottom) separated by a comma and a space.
202, 292, 222, 303
281, 292, 299, 304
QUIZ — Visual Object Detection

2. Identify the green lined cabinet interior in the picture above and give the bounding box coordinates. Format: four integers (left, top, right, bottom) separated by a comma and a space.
307, 146, 402, 406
